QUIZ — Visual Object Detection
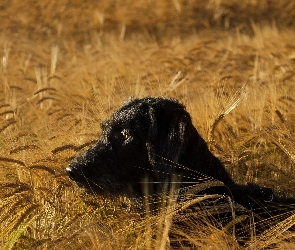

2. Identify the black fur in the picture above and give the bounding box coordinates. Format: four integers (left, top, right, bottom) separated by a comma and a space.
66, 97, 294, 210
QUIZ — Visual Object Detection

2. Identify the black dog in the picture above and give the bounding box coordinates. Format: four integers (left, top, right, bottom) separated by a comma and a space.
66, 97, 293, 210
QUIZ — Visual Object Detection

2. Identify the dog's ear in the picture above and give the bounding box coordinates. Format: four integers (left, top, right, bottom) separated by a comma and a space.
146, 106, 158, 166
146, 101, 192, 180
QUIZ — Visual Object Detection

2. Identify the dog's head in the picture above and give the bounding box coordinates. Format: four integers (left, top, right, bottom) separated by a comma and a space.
66, 97, 196, 195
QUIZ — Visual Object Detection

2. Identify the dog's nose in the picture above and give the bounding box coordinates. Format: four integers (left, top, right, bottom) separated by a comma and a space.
66, 165, 76, 180
66, 164, 84, 183
66, 163, 90, 189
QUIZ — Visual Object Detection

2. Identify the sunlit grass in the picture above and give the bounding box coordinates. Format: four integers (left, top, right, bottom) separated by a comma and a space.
0, 0, 295, 249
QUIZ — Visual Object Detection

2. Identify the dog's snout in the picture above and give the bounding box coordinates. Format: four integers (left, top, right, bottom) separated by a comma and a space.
66, 165, 76, 180
66, 164, 84, 183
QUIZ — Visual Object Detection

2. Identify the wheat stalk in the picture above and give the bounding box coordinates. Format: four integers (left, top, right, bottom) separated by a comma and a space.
209, 83, 248, 141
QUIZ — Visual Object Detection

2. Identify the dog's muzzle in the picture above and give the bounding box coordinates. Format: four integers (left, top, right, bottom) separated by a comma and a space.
66, 163, 85, 184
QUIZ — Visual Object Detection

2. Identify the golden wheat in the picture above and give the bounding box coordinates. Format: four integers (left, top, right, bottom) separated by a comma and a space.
0, 0, 295, 249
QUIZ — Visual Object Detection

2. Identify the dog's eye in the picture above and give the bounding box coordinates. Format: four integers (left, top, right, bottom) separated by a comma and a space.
121, 129, 130, 140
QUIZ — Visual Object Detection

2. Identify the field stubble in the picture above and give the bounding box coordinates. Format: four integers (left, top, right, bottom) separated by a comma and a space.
1, 0, 295, 249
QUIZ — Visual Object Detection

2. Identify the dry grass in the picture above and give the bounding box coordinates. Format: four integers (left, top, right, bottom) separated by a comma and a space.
0, 0, 295, 249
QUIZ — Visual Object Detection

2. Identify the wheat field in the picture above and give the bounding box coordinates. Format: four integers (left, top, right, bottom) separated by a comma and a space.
1, 0, 295, 249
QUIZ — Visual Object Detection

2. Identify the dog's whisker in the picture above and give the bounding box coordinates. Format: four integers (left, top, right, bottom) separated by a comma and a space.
140, 182, 202, 184
155, 154, 217, 181
134, 165, 214, 182
78, 169, 113, 196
